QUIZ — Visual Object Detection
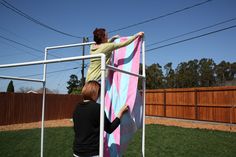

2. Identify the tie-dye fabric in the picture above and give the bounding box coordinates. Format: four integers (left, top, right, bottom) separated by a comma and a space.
104, 36, 143, 157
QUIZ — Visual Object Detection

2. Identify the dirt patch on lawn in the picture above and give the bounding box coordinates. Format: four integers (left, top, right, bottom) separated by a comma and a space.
0, 119, 73, 132
1, 117, 236, 132
146, 116, 236, 132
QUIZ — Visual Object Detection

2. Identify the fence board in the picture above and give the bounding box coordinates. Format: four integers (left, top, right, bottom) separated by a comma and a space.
0, 86, 236, 126
0, 93, 83, 125
146, 86, 236, 124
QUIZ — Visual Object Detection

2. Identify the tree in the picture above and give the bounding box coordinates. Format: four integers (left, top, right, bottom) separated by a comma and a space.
66, 74, 84, 94
67, 74, 79, 94
146, 63, 164, 89
6, 80, 14, 93
216, 61, 236, 84
140, 59, 235, 90
164, 62, 175, 88
36, 87, 59, 94
230, 62, 236, 79
175, 62, 188, 88
198, 58, 216, 87
138, 63, 145, 89
18, 87, 34, 93
72, 77, 85, 94
185, 59, 199, 87
215, 61, 230, 84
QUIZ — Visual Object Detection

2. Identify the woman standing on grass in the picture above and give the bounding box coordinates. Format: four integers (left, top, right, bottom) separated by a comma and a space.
86, 28, 144, 82
72, 80, 128, 157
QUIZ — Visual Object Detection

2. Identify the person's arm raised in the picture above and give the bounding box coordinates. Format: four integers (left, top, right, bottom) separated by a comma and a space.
108, 35, 120, 43
113, 32, 144, 49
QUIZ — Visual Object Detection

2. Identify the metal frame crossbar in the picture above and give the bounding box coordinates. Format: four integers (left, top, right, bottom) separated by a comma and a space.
0, 39, 146, 157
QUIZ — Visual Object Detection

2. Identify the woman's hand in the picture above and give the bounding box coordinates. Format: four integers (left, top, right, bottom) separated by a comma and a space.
117, 104, 129, 119
109, 35, 120, 42
137, 32, 144, 37
112, 35, 120, 39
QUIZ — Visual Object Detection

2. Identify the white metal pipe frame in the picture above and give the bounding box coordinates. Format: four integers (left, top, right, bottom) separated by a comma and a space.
0, 39, 146, 157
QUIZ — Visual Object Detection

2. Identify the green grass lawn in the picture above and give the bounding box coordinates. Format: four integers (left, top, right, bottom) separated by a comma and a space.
0, 124, 236, 157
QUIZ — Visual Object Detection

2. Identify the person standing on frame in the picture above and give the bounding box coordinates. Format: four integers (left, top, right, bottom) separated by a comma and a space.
86, 28, 144, 82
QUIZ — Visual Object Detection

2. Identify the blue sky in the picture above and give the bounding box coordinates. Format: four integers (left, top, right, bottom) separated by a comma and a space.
0, 0, 236, 93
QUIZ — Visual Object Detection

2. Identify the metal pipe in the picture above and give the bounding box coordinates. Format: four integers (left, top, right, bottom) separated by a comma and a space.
0, 38, 146, 157
99, 54, 106, 157
40, 83, 46, 157
40, 48, 48, 157
0, 75, 43, 83
0, 54, 103, 69
141, 38, 146, 157
46, 41, 95, 50
142, 38, 146, 78
0, 53, 104, 157
106, 65, 145, 78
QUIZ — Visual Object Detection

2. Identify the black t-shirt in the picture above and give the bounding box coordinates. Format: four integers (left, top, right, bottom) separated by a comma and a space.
73, 100, 120, 156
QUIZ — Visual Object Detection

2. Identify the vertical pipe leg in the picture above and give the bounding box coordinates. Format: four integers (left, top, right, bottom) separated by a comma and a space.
40, 49, 48, 157
99, 54, 106, 157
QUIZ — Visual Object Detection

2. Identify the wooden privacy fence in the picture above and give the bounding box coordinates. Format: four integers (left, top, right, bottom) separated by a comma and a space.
146, 86, 236, 124
1, 86, 236, 126
0, 93, 83, 126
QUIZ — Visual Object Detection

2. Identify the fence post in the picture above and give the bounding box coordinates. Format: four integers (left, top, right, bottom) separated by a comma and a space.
163, 90, 166, 117
230, 104, 234, 130
194, 89, 198, 120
